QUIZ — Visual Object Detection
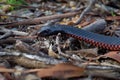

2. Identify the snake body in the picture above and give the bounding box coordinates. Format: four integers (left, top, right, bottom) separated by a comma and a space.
38, 24, 120, 50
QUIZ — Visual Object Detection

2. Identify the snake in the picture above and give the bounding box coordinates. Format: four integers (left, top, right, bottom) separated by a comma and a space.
37, 24, 120, 50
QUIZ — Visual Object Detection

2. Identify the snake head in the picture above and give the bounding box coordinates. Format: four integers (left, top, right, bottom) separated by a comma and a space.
37, 25, 65, 37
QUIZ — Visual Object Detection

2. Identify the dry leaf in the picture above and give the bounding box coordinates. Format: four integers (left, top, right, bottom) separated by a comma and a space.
37, 63, 85, 79
100, 51, 120, 63
0, 66, 14, 80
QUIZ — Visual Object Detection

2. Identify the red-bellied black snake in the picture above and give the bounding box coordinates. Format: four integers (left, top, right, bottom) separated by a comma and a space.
38, 24, 120, 50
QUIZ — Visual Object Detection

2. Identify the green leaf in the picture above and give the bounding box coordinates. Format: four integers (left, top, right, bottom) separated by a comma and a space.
111, 11, 116, 16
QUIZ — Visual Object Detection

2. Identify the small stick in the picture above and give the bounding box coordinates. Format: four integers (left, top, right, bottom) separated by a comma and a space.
75, 0, 96, 25
6, 11, 81, 27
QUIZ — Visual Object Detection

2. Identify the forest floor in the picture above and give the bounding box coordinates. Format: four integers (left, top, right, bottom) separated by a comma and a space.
0, 0, 120, 80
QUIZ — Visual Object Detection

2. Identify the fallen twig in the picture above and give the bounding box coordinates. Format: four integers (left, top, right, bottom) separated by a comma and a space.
75, 0, 96, 25
0, 31, 13, 40
0, 28, 28, 36
6, 11, 81, 27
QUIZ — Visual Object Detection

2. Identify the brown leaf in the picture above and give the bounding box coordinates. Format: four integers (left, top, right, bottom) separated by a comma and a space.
0, 66, 15, 80
100, 51, 120, 63
37, 63, 85, 79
